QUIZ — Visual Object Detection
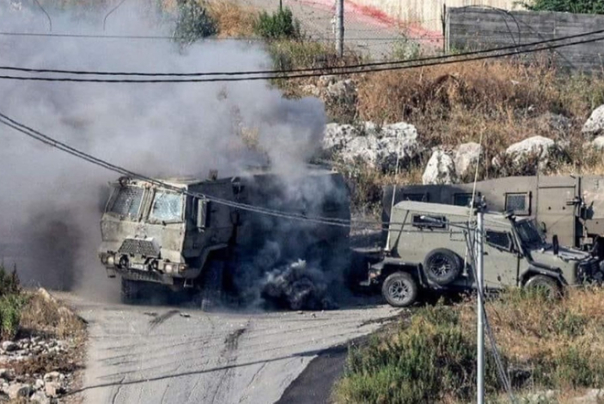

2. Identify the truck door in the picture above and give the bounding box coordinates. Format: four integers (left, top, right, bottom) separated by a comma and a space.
483, 230, 519, 288
537, 177, 578, 247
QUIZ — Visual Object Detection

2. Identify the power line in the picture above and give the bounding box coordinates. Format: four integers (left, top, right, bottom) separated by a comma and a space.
1, 27, 603, 79
0, 110, 386, 229
1, 32, 603, 83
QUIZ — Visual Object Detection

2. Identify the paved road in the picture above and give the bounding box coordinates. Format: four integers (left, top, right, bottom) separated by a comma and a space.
60, 293, 399, 404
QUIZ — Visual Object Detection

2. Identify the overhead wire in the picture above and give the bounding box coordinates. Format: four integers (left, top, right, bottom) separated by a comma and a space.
0, 32, 603, 83
0, 110, 408, 229
1, 27, 603, 79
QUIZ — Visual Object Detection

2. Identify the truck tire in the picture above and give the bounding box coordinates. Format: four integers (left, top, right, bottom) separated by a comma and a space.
201, 260, 224, 311
381, 272, 419, 307
423, 249, 462, 286
121, 278, 140, 304
524, 275, 561, 298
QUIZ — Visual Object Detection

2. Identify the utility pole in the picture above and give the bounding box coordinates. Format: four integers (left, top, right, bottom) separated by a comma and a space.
335, 0, 344, 57
279, 0, 283, 12
476, 204, 485, 404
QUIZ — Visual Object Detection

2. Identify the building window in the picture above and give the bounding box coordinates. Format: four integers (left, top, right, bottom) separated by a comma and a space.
412, 214, 446, 229
505, 192, 530, 216
486, 230, 513, 251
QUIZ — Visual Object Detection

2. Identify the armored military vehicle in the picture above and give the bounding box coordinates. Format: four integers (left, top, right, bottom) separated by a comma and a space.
98, 166, 351, 305
383, 175, 604, 255
365, 201, 601, 307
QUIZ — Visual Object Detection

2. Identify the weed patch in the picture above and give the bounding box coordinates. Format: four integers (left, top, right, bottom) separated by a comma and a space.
335, 289, 604, 403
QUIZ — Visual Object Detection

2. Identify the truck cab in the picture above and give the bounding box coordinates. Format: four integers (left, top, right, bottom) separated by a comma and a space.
98, 168, 352, 305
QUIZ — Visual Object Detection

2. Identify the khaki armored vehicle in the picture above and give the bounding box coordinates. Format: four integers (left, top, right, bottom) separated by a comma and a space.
98, 166, 351, 305
365, 201, 600, 307
383, 175, 604, 255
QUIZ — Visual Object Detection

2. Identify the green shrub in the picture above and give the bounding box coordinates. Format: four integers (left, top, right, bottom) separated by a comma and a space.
0, 265, 24, 339
524, 0, 604, 14
173, 0, 217, 45
335, 304, 501, 403
253, 8, 301, 40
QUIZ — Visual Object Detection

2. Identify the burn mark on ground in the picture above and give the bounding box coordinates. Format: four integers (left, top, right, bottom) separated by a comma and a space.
225, 328, 246, 351
148, 310, 179, 330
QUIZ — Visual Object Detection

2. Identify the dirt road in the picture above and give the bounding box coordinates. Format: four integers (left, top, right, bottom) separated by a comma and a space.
61, 293, 399, 404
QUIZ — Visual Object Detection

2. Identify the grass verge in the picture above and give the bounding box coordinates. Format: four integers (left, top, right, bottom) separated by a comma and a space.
334, 288, 604, 403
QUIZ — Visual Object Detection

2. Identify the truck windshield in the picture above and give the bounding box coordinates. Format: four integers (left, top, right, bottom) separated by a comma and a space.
108, 186, 144, 218
149, 191, 183, 222
516, 220, 545, 247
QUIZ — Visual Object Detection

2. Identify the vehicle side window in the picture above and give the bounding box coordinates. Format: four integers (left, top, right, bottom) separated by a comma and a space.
486, 230, 513, 251
412, 215, 446, 229
402, 193, 428, 202
505, 192, 531, 216
453, 193, 479, 207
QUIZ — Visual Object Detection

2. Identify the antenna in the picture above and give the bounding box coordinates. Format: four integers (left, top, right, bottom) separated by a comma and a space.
103, 0, 129, 31
32, 0, 52, 32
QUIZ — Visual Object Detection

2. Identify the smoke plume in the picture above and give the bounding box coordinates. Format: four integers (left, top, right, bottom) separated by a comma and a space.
0, 1, 329, 301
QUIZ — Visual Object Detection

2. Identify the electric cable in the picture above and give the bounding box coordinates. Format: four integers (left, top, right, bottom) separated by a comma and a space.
0, 27, 602, 79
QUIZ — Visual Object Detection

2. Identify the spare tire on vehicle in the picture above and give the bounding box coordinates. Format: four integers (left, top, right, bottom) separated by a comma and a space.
423, 248, 462, 286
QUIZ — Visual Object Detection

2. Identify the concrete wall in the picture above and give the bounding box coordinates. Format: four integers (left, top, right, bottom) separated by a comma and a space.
348, 0, 521, 33
446, 8, 604, 72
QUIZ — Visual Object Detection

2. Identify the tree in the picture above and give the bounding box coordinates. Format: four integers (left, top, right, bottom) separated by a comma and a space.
173, 0, 217, 46
524, 0, 604, 14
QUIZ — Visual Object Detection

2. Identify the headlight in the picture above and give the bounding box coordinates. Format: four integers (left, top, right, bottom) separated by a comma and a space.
100, 253, 116, 268
164, 263, 187, 274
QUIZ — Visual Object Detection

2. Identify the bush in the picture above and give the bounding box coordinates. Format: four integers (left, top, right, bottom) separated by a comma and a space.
253, 8, 301, 40
524, 0, 604, 14
335, 303, 501, 403
173, 0, 217, 45
0, 265, 25, 339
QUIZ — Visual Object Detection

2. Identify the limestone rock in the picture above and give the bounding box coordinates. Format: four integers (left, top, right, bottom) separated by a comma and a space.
422, 149, 457, 185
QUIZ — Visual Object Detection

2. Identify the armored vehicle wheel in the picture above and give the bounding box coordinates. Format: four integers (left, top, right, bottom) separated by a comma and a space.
121, 278, 140, 304
201, 260, 224, 311
381, 272, 419, 307
524, 275, 561, 298
423, 249, 462, 286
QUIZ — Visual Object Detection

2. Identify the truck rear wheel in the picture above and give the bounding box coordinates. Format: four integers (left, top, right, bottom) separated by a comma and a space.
423, 249, 462, 286
524, 275, 561, 298
381, 272, 419, 307
201, 260, 224, 311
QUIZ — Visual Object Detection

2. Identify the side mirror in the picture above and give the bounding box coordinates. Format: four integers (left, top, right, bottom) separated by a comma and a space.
553, 234, 559, 255
196, 198, 209, 229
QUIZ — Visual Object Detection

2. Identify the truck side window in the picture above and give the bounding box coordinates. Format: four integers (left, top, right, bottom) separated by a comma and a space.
453, 193, 478, 207
402, 193, 428, 202
412, 215, 446, 229
486, 230, 513, 251
505, 193, 530, 216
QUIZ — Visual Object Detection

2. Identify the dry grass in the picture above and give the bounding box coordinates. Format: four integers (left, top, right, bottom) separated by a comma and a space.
336, 288, 604, 403
206, 1, 257, 38
19, 288, 86, 340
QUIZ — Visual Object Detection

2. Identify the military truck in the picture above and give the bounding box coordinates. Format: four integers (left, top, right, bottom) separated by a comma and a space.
383, 175, 604, 255
365, 201, 601, 307
98, 166, 351, 305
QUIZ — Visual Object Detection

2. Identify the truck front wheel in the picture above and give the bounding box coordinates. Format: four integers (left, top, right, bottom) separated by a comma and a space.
201, 260, 224, 311
524, 275, 561, 298
121, 278, 140, 304
381, 272, 419, 307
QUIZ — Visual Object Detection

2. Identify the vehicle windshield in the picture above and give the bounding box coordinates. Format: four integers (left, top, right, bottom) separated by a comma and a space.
108, 186, 144, 218
515, 219, 545, 247
149, 191, 183, 222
